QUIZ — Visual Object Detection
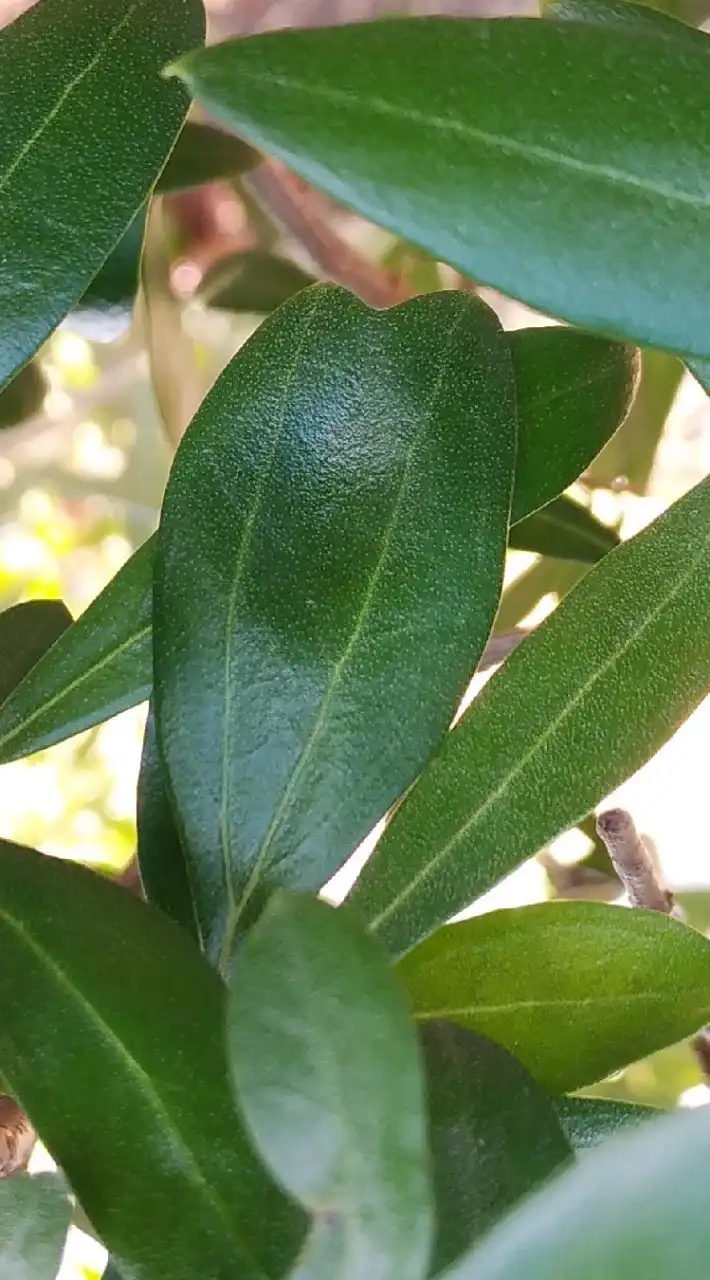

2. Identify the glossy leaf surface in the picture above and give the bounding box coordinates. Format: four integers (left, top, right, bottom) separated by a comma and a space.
154, 285, 516, 967
0, 841, 303, 1280
0, 0, 204, 389
421, 1021, 571, 1274
227, 893, 432, 1280
0, 1172, 71, 1280
0, 537, 153, 763
510, 328, 638, 523
136, 706, 197, 940
349, 475, 710, 956
200, 250, 316, 314
156, 120, 259, 193
442, 1104, 710, 1279
400, 903, 710, 1091
0, 600, 72, 708
174, 18, 710, 358
510, 496, 618, 563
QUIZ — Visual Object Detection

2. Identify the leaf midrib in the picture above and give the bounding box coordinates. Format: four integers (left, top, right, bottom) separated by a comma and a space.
413, 991, 710, 1018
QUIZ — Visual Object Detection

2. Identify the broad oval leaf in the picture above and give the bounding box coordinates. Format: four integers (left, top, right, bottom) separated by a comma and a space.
509, 495, 618, 563
0, 600, 72, 707
137, 705, 198, 940
153, 285, 516, 968
400, 903, 710, 1092
0, 841, 304, 1280
348, 474, 710, 956
156, 120, 259, 193
553, 1095, 657, 1152
0, 537, 153, 764
421, 1021, 571, 1274
0, 0, 204, 389
441, 1104, 710, 1280
172, 18, 710, 359
0, 1172, 71, 1280
227, 892, 433, 1280
510, 329, 638, 524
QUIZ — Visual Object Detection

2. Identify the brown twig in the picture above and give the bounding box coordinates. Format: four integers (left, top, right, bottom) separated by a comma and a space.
0, 1095, 35, 1178
245, 160, 412, 308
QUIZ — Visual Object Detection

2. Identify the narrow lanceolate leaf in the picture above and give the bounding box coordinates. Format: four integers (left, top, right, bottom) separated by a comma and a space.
172, 19, 710, 359
441, 1105, 710, 1280
348, 474, 710, 957
552, 1096, 657, 1153
509, 496, 618, 563
0, 537, 153, 764
421, 1022, 571, 1274
156, 121, 259, 193
586, 349, 683, 495
548, 0, 707, 43
0, 842, 304, 1280
509, 329, 639, 524
0, 1173, 71, 1280
227, 893, 433, 1280
0, 600, 71, 707
0, 0, 204, 390
154, 285, 516, 968
137, 706, 198, 940
399, 903, 710, 1092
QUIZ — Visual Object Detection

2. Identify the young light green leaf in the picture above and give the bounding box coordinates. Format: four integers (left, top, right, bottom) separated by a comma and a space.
137, 705, 198, 941
200, 249, 316, 314
509, 329, 638, 524
509, 496, 618, 563
0, 600, 72, 707
153, 285, 516, 969
0, 362, 48, 430
0, 0, 204, 390
227, 893, 433, 1280
553, 1095, 657, 1152
171, 18, 710, 359
421, 1021, 571, 1274
0, 537, 154, 763
441, 1104, 710, 1280
348, 474, 710, 956
0, 840, 304, 1280
156, 120, 259, 193
399, 903, 710, 1092
0, 1172, 71, 1280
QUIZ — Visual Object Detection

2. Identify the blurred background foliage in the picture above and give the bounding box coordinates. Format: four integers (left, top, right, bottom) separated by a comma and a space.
3, 3, 710, 1273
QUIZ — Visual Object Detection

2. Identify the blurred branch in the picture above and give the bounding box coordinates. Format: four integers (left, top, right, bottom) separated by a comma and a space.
0, 1095, 35, 1178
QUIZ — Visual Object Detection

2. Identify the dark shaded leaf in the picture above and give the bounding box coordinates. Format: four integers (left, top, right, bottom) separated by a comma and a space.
137, 705, 198, 941
553, 1095, 657, 1151
154, 285, 516, 969
200, 249, 315, 313
0, 600, 72, 707
0, 841, 304, 1280
0, 0, 204, 388
227, 892, 432, 1280
157, 120, 260, 193
510, 496, 618, 563
441, 1104, 710, 1279
399, 903, 710, 1091
0, 362, 48, 430
421, 1021, 571, 1274
588, 350, 683, 495
348, 475, 710, 956
172, 18, 710, 358
0, 537, 153, 763
71, 207, 147, 343
0, 1172, 71, 1280
509, 328, 638, 523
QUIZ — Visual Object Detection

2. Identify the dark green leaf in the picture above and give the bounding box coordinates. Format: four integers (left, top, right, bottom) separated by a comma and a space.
227, 892, 432, 1280
0, 1172, 71, 1280
154, 285, 516, 969
510, 496, 618, 563
0, 840, 303, 1280
0, 362, 48, 430
421, 1021, 571, 1274
0, 600, 72, 707
587, 350, 683, 495
71, 207, 147, 343
157, 120, 260, 193
553, 1095, 657, 1151
200, 249, 316, 314
137, 705, 198, 941
548, 0, 707, 41
441, 1104, 710, 1280
172, 18, 710, 359
0, 0, 204, 389
0, 536, 153, 763
399, 902, 710, 1091
348, 475, 710, 956
509, 329, 639, 524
